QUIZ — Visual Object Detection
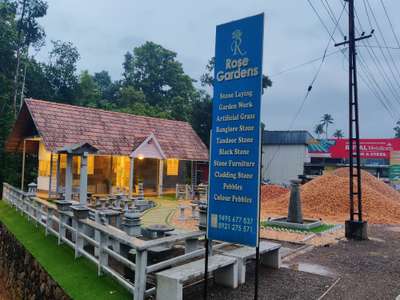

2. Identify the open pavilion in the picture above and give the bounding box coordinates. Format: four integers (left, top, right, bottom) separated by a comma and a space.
5, 99, 209, 200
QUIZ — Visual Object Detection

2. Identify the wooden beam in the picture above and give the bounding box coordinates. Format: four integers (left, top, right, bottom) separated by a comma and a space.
20, 139, 26, 190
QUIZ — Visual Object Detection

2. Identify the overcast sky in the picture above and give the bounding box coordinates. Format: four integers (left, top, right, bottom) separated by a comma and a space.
36, 0, 400, 138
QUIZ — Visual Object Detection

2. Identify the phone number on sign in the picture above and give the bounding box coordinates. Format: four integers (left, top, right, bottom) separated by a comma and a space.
217, 214, 254, 232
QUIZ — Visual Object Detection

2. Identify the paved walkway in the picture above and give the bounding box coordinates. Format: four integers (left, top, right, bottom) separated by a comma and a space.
141, 199, 179, 226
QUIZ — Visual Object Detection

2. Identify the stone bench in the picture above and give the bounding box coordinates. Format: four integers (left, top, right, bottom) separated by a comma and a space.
219, 240, 281, 284
156, 254, 238, 300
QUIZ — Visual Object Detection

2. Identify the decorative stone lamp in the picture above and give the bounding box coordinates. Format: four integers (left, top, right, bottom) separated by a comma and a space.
55, 200, 73, 212
71, 205, 90, 219
198, 201, 208, 231
123, 211, 142, 237
27, 182, 37, 196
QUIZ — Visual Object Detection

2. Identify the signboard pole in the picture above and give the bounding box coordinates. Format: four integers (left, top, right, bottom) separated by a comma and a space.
254, 145, 263, 300
203, 237, 209, 300
205, 13, 264, 298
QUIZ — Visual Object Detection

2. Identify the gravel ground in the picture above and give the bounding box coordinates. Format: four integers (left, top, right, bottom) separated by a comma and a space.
184, 224, 400, 300
292, 225, 400, 300
185, 263, 334, 300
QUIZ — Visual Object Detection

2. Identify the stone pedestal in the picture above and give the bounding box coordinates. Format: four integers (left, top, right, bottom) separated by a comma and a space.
345, 220, 368, 240
198, 202, 207, 231
287, 179, 303, 224
123, 211, 142, 237
27, 182, 37, 196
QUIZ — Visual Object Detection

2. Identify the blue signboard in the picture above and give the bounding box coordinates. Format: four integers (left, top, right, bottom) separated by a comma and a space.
207, 14, 264, 247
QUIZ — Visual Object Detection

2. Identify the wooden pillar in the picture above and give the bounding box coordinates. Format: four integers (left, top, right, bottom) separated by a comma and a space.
65, 153, 73, 201
79, 152, 88, 205
158, 159, 164, 196
129, 157, 134, 198
56, 154, 61, 194
20, 139, 26, 191
48, 153, 53, 199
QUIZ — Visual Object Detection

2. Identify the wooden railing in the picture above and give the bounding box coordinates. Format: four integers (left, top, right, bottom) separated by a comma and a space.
2, 183, 219, 300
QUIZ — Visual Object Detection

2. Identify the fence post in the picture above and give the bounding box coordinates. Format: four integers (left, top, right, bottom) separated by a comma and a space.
46, 207, 54, 236
134, 249, 148, 300
98, 231, 108, 276
74, 218, 83, 258
58, 214, 66, 245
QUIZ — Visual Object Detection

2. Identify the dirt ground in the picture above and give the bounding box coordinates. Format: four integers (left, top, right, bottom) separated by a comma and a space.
185, 224, 400, 300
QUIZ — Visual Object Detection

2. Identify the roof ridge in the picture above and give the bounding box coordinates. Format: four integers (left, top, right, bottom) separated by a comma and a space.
25, 98, 190, 125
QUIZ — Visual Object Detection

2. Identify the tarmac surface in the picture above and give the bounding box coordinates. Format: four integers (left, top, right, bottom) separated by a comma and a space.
185, 225, 400, 300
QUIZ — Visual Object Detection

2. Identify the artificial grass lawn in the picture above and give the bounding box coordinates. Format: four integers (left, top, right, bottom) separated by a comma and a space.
261, 222, 335, 233
0, 200, 131, 300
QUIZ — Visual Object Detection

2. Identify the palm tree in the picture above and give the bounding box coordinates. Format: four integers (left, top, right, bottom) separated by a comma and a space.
394, 120, 400, 138
314, 124, 325, 139
321, 114, 334, 139
333, 129, 344, 138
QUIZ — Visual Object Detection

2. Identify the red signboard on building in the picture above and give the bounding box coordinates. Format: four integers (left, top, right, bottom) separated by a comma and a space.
308, 139, 400, 159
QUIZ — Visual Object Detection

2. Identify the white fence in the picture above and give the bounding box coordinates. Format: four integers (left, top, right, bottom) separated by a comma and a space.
2, 183, 217, 300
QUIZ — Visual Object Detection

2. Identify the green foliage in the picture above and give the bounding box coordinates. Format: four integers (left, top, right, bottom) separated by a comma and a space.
320, 113, 334, 139
18, 0, 48, 49
46, 40, 80, 103
1, 1, 236, 195
122, 41, 197, 121
333, 129, 344, 138
0, 201, 131, 300
314, 123, 325, 139
77, 70, 101, 106
190, 91, 212, 147
394, 121, 400, 138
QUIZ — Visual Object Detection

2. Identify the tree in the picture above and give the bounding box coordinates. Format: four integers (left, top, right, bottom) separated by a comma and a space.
45, 40, 80, 103
333, 129, 344, 138
12, 0, 48, 114
77, 70, 101, 106
314, 123, 325, 139
394, 121, 400, 138
320, 114, 334, 139
122, 42, 197, 122
93, 70, 117, 100
190, 91, 212, 147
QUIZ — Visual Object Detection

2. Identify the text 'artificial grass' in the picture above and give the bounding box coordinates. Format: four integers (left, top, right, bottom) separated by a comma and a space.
0, 200, 131, 300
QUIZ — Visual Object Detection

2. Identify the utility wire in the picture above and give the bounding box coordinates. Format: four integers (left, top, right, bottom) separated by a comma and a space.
332, 0, 399, 118
364, 0, 400, 83
264, 1, 346, 174
379, 0, 400, 49
327, 0, 399, 118
270, 49, 342, 78
353, 7, 400, 106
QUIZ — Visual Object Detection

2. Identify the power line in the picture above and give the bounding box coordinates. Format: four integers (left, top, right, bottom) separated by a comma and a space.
325, 0, 399, 118
353, 7, 400, 106
379, 0, 400, 49
270, 49, 342, 78
364, 0, 400, 83
264, 1, 346, 174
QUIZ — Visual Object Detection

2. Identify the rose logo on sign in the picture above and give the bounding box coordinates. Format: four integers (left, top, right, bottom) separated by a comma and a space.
231, 29, 246, 56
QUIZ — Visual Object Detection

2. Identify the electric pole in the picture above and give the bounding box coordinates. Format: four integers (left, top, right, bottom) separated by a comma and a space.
335, 0, 372, 240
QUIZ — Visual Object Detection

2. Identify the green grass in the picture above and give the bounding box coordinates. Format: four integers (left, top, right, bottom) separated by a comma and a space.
261, 221, 335, 234
0, 200, 131, 300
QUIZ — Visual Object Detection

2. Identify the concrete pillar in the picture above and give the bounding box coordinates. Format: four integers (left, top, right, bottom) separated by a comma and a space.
79, 152, 88, 205
287, 179, 303, 224
129, 157, 134, 198
158, 160, 164, 196
65, 154, 73, 201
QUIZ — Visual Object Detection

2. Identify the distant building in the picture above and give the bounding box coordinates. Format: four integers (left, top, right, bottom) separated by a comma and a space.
262, 130, 314, 185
